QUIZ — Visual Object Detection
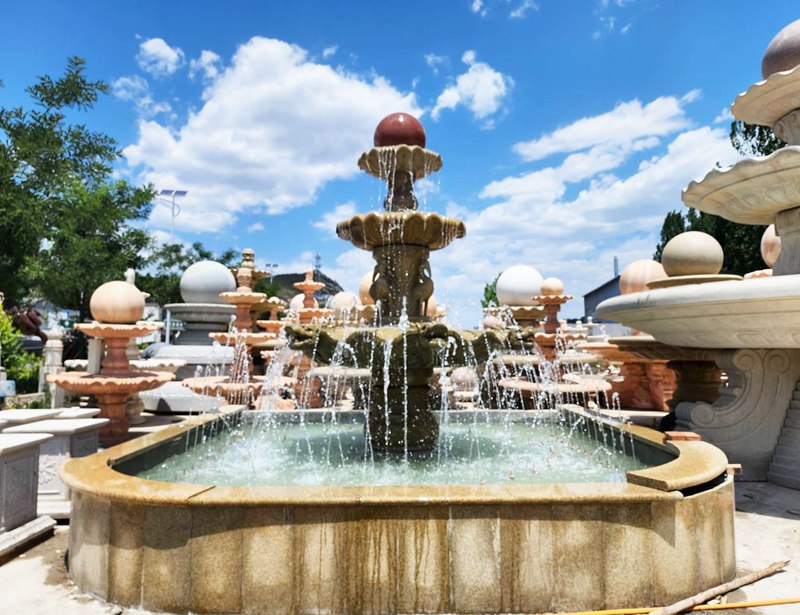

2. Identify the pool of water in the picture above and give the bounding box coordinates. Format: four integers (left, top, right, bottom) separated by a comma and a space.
132, 414, 651, 487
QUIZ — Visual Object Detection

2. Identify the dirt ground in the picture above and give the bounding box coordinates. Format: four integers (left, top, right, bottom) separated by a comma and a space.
0, 480, 798, 615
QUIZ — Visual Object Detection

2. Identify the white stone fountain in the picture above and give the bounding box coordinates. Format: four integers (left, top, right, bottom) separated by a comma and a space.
599, 19, 800, 487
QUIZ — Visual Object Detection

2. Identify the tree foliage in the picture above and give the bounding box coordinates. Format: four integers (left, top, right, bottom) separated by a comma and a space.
729, 120, 784, 158
24, 181, 154, 320
138, 242, 239, 306
481, 274, 500, 309
0, 311, 41, 394
0, 57, 119, 305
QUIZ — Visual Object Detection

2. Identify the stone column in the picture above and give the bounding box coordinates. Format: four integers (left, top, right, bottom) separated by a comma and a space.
41, 325, 65, 408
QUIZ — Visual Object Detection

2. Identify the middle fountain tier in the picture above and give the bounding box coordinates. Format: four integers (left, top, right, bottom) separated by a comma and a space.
288, 113, 521, 454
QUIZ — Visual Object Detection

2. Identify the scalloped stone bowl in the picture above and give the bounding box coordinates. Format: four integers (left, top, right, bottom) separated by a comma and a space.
358, 145, 442, 180
337, 211, 466, 251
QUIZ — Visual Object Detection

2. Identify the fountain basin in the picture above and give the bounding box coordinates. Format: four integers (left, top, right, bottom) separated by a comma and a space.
62, 409, 734, 614
597, 274, 800, 348
337, 210, 466, 250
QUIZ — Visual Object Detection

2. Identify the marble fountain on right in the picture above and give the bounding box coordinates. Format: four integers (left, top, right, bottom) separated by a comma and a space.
599, 19, 800, 488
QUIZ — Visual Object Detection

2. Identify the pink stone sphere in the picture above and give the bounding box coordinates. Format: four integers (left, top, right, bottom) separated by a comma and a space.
90, 281, 145, 324
374, 113, 426, 148
619, 260, 667, 295
422, 295, 438, 319
761, 224, 781, 267
762, 19, 800, 78
482, 315, 504, 330
540, 277, 565, 297
359, 271, 375, 305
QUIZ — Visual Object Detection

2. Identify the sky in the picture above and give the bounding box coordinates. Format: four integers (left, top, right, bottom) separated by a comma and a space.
2, 0, 798, 325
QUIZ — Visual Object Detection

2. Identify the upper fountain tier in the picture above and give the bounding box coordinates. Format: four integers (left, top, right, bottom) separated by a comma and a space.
337, 113, 465, 254
683, 20, 800, 276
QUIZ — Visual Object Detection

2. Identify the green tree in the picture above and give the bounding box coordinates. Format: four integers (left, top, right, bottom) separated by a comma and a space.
24, 181, 154, 321
0, 312, 41, 394
0, 57, 118, 305
729, 120, 784, 157
481, 274, 500, 309
138, 242, 239, 306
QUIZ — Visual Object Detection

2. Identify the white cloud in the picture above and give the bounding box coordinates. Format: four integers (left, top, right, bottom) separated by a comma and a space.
714, 107, 734, 124
512, 93, 699, 161
113, 75, 172, 117
510, 0, 539, 19
189, 50, 222, 81
246, 222, 264, 233
322, 45, 338, 59
431, 50, 513, 125
420, 95, 740, 326
137, 38, 185, 77
313, 202, 357, 234
123, 37, 420, 232
424, 53, 448, 74
470, 0, 486, 16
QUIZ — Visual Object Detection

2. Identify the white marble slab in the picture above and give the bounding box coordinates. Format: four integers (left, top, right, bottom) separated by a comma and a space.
0, 409, 61, 428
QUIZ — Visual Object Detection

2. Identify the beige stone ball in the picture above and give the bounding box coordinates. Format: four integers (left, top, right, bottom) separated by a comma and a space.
661, 231, 723, 277
90, 281, 145, 324
451, 367, 478, 391
761, 224, 781, 267
359, 271, 375, 305
540, 277, 565, 296
482, 315, 505, 330
422, 295, 438, 319
619, 260, 667, 294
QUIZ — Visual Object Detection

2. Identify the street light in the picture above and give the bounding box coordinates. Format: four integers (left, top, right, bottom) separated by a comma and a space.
157, 189, 188, 242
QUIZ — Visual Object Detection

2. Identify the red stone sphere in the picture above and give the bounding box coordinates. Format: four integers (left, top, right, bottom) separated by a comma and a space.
374, 113, 426, 148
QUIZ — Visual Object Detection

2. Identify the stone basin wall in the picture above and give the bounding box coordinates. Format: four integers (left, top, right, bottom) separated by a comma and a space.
63, 412, 735, 614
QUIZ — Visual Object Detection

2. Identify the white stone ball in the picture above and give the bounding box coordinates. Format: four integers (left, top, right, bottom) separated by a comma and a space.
619, 260, 666, 294
290, 293, 317, 311
495, 265, 543, 306
661, 231, 724, 277
330, 291, 361, 316
90, 281, 145, 324
761, 225, 781, 268
359, 271, 375, 305
180, 260, 236, 304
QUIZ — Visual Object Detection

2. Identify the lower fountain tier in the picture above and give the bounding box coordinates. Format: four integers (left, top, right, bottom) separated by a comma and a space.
337, 210, 465, 251
182, 375, 264, 405
597, 274, 800, 348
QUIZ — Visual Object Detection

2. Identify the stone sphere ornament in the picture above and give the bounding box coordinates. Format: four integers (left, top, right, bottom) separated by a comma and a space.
762, 18, 800, 78
330, 291, 361, 317
422, 295, 438, 319
180, 260, 236, 304
661, 231, 724, 277
359, 271, 376, 305
290, 293, 317, 311
90, 281, 146, 324
540, 277, 565, 297
761, 224, 781, 267
374, 113, 426, 148
495, 265, 543, 307
482, 315, 505, 330
619, 260, 667, 295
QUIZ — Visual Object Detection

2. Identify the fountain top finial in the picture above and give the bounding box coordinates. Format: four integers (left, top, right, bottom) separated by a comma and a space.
374, 113, 426, 148
762, 19, 800, 79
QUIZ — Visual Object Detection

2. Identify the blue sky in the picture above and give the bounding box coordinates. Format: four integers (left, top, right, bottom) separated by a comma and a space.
2, 1, 799, 323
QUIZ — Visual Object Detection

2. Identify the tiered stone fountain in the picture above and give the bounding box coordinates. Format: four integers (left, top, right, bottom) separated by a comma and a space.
48, 282, 174, 443
600, 19, 800, 486
290, 113, 520, 451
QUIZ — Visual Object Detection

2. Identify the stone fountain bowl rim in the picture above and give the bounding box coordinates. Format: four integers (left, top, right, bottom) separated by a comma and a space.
596, 273, 800, 348
60, 406, 729, 507
732, 62, 800, 126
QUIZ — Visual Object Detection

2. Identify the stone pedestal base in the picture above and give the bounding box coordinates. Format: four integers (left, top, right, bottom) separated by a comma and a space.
676, 348, 800, 481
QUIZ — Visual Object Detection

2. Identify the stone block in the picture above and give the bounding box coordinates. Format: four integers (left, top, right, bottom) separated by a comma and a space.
142, 506, 192, 613
190, 507, 244, 614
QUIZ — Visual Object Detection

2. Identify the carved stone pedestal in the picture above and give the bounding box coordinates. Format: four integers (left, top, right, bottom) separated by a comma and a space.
676, 348, 800, 481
